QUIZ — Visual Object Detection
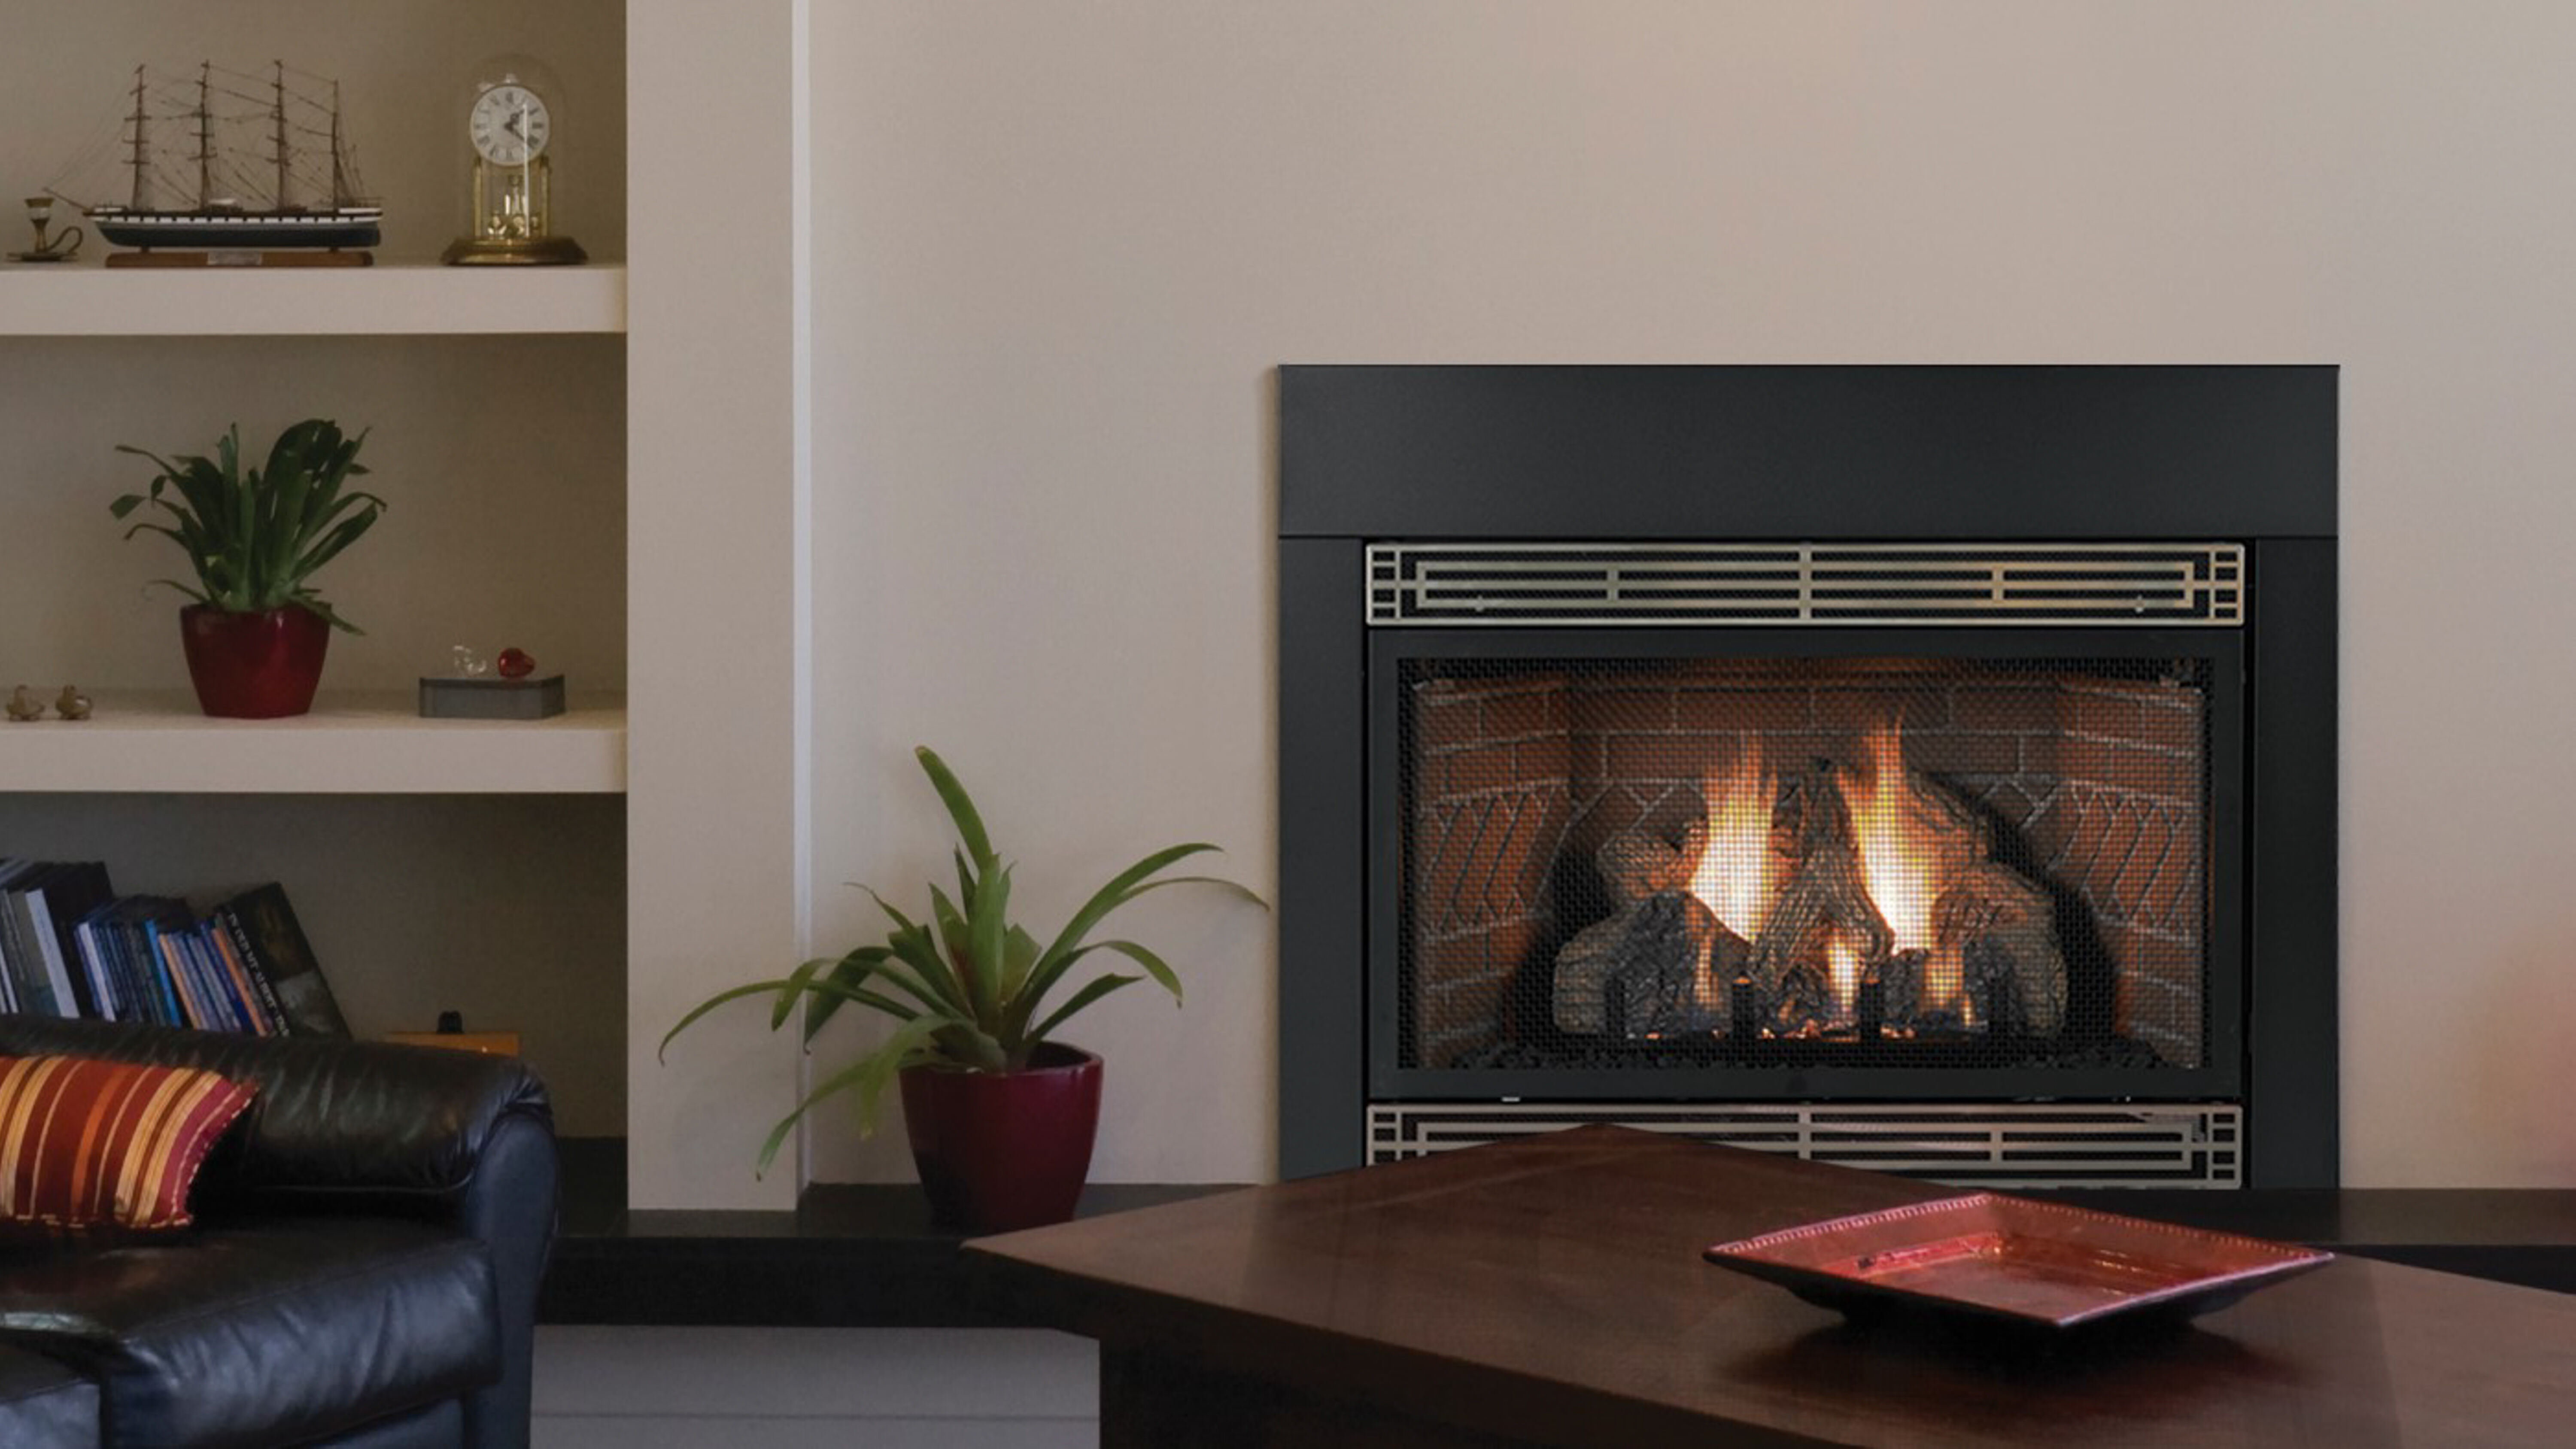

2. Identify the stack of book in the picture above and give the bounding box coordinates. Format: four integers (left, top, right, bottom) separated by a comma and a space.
0, 864, 349, 1037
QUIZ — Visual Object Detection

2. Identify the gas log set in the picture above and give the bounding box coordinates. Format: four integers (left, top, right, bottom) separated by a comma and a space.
1551, 727, 2066, 1048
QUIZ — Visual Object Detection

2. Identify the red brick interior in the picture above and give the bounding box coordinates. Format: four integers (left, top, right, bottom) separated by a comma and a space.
1406, 660, 2206, 1068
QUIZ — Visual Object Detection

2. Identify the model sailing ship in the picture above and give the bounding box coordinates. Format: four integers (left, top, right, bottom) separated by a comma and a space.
71, 63, 381, 257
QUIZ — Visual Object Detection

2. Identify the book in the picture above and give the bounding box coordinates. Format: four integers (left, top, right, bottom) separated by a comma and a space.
0, 860, 22, 1014
0, 860, 61, 1016
72, 899, 128, 1024
118, 898, 189, 1028
147, 913, 209, 1030
189, 923, 255, 1034
55, 866, 122, 1021
71, 915, 118, 1021
85, 898, 161, 1027
24, 863, 113, 1018
203, 922, 277, 1034
18, 864, 88, 1018
213, 884, 349, 1038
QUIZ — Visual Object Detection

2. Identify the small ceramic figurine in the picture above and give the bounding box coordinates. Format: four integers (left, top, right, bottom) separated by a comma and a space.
6, 686, 43, 722
54, 686, 91, 721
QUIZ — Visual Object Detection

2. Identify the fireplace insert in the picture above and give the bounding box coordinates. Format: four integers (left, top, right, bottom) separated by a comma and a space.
1280, 367, 2336, 1188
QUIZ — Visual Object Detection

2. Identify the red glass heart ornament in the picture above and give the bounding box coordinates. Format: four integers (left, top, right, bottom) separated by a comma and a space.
496, 647, 536, 679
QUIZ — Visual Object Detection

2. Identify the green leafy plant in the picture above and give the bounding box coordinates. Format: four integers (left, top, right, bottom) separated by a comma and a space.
110, 419, 386, 633
662, 746, 1266, 1175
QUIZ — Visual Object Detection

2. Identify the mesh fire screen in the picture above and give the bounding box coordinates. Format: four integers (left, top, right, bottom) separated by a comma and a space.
1400, 656, 2210, 1075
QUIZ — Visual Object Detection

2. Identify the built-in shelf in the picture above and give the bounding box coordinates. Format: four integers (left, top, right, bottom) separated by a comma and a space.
0, 262, 627, 337
0, 690, 626, 794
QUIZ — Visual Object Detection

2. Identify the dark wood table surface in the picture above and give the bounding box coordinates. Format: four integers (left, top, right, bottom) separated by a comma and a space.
968, 1126, 2576, 1447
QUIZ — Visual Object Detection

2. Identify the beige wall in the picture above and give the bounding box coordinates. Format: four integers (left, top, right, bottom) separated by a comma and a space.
808, 1, 2576, 1187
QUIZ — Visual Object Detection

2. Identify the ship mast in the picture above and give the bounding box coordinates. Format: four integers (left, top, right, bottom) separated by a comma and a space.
194, 62, 213, 209
329, 81, 348, 208
272, 61, 291, 210
126, 66, 150, 210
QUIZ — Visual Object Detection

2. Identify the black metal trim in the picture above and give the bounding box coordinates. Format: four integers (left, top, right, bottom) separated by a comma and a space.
1279, 539, 1368, 1180
2245, 539, 2338, 1187
1282, 366, 2336, 541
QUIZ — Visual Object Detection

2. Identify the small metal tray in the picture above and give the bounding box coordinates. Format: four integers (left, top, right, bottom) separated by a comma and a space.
1704, 1193, 2334, 1331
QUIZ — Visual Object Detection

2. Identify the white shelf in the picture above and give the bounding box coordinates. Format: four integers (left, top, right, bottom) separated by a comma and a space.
0, 262, 627, 337
0, 691, 626, 794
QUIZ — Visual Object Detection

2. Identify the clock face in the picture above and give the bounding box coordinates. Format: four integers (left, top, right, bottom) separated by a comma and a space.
469, 83, 553, 166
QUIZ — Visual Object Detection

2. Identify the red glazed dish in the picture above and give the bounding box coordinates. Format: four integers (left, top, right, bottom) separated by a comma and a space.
1704, 1192, 2334, 1330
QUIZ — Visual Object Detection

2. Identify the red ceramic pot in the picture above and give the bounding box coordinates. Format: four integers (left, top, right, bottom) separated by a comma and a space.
899, 1042, 1102, 1233
179, 605, 331, 719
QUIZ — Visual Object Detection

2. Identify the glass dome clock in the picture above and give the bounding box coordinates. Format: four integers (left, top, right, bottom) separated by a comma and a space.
442, 57, 587, 265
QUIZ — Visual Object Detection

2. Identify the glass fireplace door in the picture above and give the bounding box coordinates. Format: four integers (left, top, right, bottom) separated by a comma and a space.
1368, 629, 2244, 1103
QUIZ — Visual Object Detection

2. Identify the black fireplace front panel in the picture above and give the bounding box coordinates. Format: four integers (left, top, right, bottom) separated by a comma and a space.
1371, 629, 2243, 1103
1276, 365, 2337, 1187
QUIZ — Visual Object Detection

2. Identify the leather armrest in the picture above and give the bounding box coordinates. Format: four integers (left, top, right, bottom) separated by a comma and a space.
0, 1018, 553, 1213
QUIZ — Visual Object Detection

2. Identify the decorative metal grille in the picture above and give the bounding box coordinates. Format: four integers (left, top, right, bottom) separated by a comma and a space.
1368, 543, 2245, 627
1366, 1103, 2243, 1188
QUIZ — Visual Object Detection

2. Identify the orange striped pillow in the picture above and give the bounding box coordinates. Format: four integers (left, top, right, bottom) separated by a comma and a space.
0, 1054, 256, 1233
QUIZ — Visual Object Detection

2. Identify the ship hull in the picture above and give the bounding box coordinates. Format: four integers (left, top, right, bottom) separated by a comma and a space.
88, 209, 381, 251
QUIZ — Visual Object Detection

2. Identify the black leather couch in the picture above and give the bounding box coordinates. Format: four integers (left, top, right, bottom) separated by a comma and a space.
0, 1018, 557, 1449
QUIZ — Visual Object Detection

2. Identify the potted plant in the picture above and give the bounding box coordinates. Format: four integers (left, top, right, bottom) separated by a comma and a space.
663, 746, 1264, 1231
110, 419, 385, 719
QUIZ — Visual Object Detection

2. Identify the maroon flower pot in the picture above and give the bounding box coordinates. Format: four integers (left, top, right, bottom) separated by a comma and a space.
179, 605, 331, 719
899, 1042, 1102, 1233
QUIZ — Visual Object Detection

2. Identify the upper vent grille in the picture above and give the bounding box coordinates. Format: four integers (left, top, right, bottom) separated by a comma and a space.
1366, 543, 2245, 628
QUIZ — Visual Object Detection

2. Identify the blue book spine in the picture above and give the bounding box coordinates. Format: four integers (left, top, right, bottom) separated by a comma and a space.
104, 908, 161, 1026
140, 917, 186, 1028
72, 920, 118, 1021
191, 923, 252, 1033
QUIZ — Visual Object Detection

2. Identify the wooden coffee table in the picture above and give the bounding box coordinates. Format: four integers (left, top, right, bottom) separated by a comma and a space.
968, 1125, 2576, 1447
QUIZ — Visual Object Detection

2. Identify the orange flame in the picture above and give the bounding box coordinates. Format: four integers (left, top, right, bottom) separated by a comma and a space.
1691, 725, 1988, 1029
1690, 740, 1777, 943
1854, 726, 1935, 951
1845, 723, 1968, 1021
1826, 937, 1865, 1017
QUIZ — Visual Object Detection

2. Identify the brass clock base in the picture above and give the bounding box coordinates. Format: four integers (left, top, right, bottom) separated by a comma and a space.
442, 234, 588, 266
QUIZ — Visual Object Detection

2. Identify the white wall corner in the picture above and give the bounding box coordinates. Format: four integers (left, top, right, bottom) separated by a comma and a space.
625, 0, 805, 1210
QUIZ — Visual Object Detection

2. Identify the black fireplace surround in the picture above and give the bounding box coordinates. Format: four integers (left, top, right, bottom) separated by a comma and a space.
1278, 366, 2336, 1188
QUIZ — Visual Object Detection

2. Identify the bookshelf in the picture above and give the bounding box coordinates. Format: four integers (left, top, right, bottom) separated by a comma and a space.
0, 0, 801, 1208
0, 2, 634, 1142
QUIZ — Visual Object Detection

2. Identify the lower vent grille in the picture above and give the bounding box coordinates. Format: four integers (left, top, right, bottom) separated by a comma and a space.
1366, 1102, 2242, 1188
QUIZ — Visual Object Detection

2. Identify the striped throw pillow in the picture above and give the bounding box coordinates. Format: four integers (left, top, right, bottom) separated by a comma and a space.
0, 1054, 256, 1233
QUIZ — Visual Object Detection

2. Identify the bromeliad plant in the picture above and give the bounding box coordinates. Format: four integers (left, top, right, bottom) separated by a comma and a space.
663, 746, 1266, 1174
110, 419, 386, 633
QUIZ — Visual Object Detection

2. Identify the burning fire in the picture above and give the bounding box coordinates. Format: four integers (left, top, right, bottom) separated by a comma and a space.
1689, 739, 1777, 943
1849, 724, 1973, 1023
1825, 937, 1865, 1016
1690, 724, 1976, 1027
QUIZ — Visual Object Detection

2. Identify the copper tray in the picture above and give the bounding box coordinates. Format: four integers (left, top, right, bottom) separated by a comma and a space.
1704, 1193, 2334, 1331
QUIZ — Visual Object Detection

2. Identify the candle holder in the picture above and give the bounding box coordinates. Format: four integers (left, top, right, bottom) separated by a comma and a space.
10, 195, 83, 262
